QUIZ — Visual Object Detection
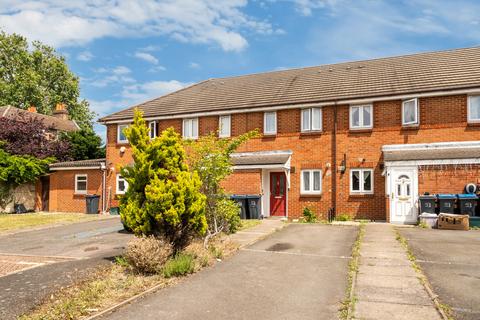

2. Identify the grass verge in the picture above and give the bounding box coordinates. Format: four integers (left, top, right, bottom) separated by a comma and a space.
237, 219, 261, 231
0, 212, 103, 233
20, 235, 239, 320
395, 229, 454, 320
339, 222, 366, 320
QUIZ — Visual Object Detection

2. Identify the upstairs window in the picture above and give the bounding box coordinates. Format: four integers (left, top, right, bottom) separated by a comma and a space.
148, 121, 157, 139
402, 98, 419, 126
117, 124, 129, 143
301, 108, 322, 132
301, 169, 322, 195
116, 175, 128, 195
350, 105, 373, 129
75, 174, 87, 194
350, 169, 373, 194
264, 112, 277, 135
219, 115, 231, 138
182, 118, 198, 139
468, 95, 480, 122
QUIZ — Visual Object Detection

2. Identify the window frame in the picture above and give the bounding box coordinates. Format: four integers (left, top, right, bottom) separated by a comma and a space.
148, 121, 157, 139
116, 174, 128, 195
349, 168, 374, 194
74, 174, 88, 195
117, 124, 129, 143
219, 115, 231, 138
301, 108, 322, 132
467, 95, 480, 123
300, 169, 322, 195
349, 104, 373, 130
402, 98, 419, 126
263, 111, 277, 135
182, 118, 199, 139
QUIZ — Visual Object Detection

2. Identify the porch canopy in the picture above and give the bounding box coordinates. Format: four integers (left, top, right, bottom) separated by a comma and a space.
382, 141, 480, 166
230, 150, 292, 187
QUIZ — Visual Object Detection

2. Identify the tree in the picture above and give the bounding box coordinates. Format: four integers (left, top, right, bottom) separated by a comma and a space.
120, 110, 207, 253
0, 31, 94, 129
62, 129, 105, 160
0, 115, 71, 161
187, 130, 258, 246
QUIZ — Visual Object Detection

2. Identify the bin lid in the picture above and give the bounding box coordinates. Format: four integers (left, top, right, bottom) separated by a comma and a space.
419, 195, 436, 200
457, 194, 478, 199
230, 195, 248, 200
86, 194, 100, 198
437, 194, 457, 199
245, 195, 262, 199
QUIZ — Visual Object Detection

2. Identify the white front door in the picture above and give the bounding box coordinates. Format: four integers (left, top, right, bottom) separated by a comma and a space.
389, 167, 418, 224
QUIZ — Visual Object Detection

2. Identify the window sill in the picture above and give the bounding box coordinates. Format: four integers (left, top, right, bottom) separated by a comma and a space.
117, 141, 128, 145
467, 122, 480, 127
348, 128, 373, 133
262, 133, 277, 138
401, 124, 419, 130
74, 193, 87, 196
349, 193, 374, 198
300, 131, 323, 136
300, 193, 322, 198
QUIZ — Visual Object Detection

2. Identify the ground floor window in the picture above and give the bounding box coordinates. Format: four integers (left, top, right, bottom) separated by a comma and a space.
350, 169, 373, 194
301, 169, 322, 195
75, 174, 87, 194
116, 175, 128, 194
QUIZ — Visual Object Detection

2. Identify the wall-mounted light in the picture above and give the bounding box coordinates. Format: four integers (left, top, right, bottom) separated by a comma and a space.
120, 146, 126, 154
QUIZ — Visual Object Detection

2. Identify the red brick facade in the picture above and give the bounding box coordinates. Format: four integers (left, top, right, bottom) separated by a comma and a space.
103, 94, 480, 220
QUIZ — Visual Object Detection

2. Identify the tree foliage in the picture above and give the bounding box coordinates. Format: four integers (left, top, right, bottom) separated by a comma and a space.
0, 149, 52, 185
62, 129, 105, 160
186, 130, 258, 244
0, 115, 71, 161
120, 110, 207, 252
0, 31, 94, 129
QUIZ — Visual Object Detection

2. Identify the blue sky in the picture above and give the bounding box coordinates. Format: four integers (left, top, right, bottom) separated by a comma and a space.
1, 0, 480, 139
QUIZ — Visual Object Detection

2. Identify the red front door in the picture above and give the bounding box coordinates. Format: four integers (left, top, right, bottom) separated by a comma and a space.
270, 172, 286, 216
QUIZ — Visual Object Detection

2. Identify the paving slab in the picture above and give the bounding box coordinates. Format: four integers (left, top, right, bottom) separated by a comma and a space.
100, 224, 359, 320
353, 224, 442, 320
397, 227, 480, 320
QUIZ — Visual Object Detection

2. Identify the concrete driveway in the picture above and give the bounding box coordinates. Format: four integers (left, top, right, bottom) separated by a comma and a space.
0, 217, 132, 319
397, 228, 480, 320
101, 224, 358, 320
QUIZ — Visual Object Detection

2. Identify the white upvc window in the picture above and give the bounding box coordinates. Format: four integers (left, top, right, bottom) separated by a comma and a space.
75, 174, 87, 194
301, 169, 322, 195
116, 174, 128, 195
264, 111, 277, 135
148, 121, 157, 139
301, 108, 322, 132
402, 98, 419, 126
182, 118, 198, 139
468, 95, 480, 123
350, 169, 374, 194
350, 104, 373, 129
117, 124, 129, 143
219, 115, 231, 138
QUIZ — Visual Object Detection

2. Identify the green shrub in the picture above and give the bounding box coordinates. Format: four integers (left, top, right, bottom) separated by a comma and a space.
302, 207, 317, 223
336, 214, 352, 221
163, 253, 195, 278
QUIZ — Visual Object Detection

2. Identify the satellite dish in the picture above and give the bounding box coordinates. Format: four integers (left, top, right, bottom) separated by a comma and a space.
465, 183, 477, 194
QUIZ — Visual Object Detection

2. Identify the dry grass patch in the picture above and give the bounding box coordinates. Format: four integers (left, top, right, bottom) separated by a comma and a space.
237, 219, 261, 231
21, 235, 239, 320
0, 212, 103, 233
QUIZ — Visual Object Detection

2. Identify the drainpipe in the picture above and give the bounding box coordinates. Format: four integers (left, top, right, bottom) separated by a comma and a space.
101, 162, 106, 214
331, 103, 338, 218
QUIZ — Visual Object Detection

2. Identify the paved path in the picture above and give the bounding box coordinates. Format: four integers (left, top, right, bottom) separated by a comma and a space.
354, 224, 442, 320
397, 227, 480, 320
0, 217, 132, 319
100, 224, 359, 320
229, 218, 285, 247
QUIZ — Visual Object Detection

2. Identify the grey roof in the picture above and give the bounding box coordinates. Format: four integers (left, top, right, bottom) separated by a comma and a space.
0, 106, 79, 132
49, 158, 106, 170
382, 142, 480, 161
100, 47, 480, 122
231, 150, 292, 166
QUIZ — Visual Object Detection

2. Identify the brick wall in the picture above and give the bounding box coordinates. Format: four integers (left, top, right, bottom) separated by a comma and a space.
49, 169, 104, 213
103, 94, 480, 220
222, 170, 262, 195
419, 166, 480, 195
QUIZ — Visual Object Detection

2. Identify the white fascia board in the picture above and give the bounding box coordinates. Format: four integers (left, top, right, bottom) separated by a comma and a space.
233, 164, 290, 170
385, 158, 480, 167
50, 166, 103, 171
232, 150, 293, 157
382, 141, 480, 152
100, 87, 480, 125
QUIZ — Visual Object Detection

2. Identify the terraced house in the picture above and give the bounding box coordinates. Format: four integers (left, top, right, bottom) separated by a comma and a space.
96, 47, 480, 223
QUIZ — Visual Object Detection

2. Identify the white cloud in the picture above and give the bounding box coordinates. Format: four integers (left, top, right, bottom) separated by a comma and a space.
77, 50, 93, 61
189, 62, 201, 69
112, 66, 131, 75
87, 65, 134, 87
0, 0, 278, 52
121, 80, 190, 102
134, 51, 159, 65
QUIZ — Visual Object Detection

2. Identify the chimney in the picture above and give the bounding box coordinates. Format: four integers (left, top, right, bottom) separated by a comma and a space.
27, 105, 37, 113
53, 103, 69, 121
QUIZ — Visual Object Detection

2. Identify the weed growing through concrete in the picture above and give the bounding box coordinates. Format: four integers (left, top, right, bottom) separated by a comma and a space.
339, 222, 366, 320
395, 229, 454, 320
